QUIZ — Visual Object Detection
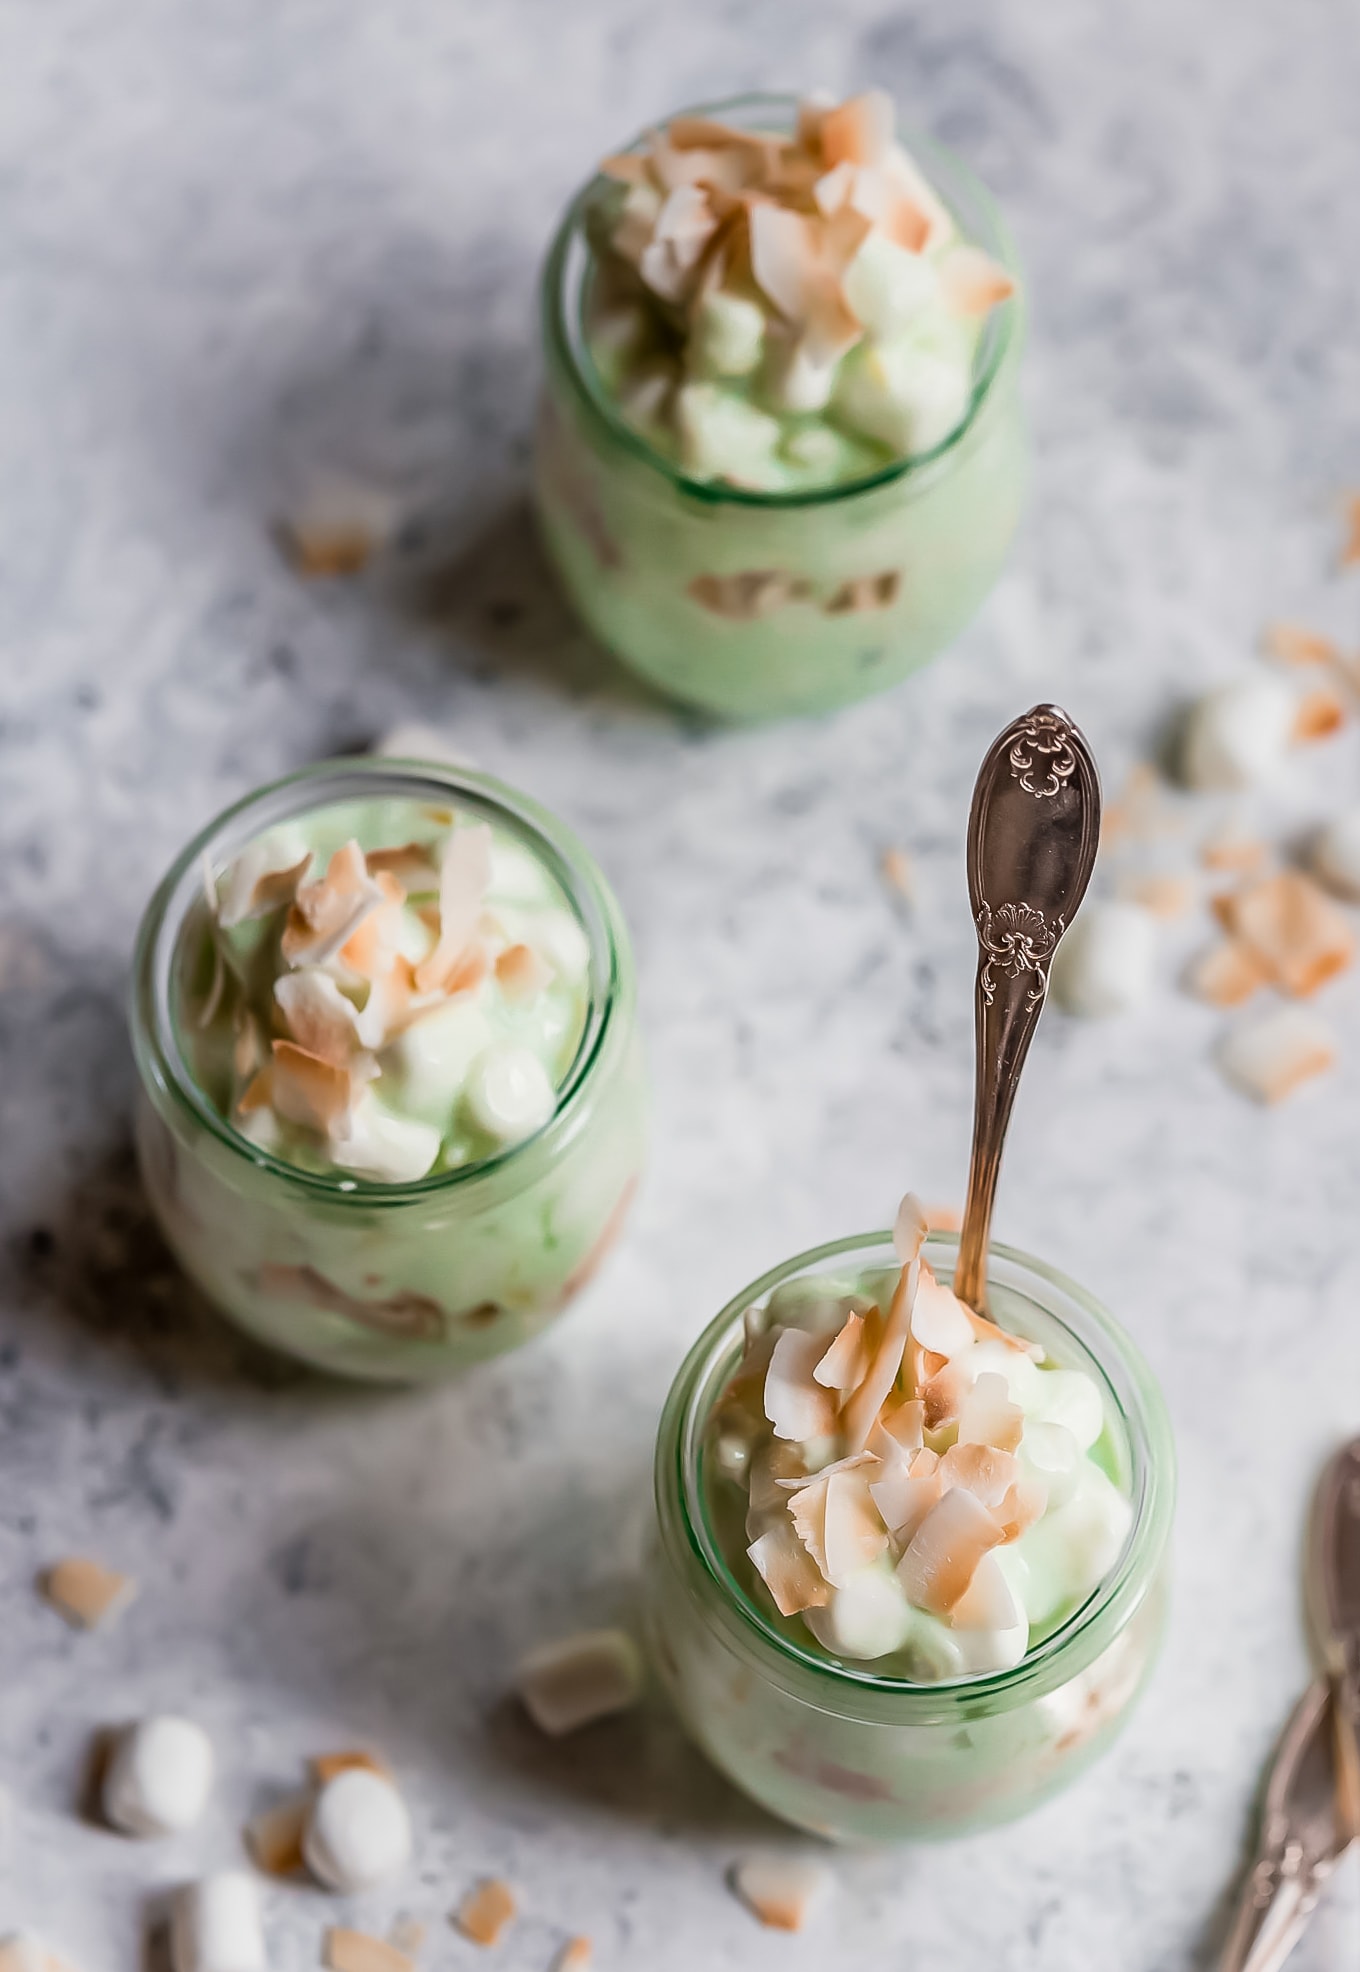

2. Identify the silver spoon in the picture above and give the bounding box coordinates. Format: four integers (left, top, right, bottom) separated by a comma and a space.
954, 704, 1101, 1313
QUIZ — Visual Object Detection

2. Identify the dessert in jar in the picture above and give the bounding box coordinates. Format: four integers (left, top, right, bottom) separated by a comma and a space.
645, 1205, 1173, 1840
535, 89, 1024, 721
130, 759, 646, 1380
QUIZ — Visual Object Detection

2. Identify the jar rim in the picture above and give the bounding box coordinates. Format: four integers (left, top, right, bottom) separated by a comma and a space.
541, 90, 1024, 512
129, 756, 630, 1206
656, 1229, 1175, 1719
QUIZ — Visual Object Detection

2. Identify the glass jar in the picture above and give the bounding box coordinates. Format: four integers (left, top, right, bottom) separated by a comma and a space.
644, 1231, 1173, 1841
534, 94, 1026, 723
130, 759, 647, 1382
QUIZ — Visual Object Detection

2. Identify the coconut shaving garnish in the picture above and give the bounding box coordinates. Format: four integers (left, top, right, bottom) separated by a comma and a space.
39, 1557, 137, 1631
708, 1194, 1132, 1680
585, 91, 1015, 492
452, 1879, 518, 1948
185, 799, 593, 1182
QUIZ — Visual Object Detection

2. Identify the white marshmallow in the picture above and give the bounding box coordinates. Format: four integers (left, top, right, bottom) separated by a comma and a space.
1311, 808, 1360, 900
303, 1767, 413, 1894
103, 1716, 215, 1837
488, 837, 553, 904
1031, 1369, 1105, 1452
464, 1045, 556, 1145
689, 290, 766, 380
1019, 1420, 1083, 1507
842, 233, 941, 340
833, 338, 971, 457
1050, 902, 1157, 1018
532, 908, 591, 982
382, 1000, 493, 1123
803, 1565, 914, 1660
1181, 674, 1295, 790
516, 1628, 643, 1736
170, 1873, 266, 1972
372, 721, 473, 769
329, 1094, 442, 1183
674, 382, 783, 484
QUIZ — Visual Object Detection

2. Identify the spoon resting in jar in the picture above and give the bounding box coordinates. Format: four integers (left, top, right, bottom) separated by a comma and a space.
954, 705, 1102, 1313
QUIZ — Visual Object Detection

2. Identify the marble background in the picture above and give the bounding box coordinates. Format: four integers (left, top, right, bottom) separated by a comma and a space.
3, 0, 1360, 1965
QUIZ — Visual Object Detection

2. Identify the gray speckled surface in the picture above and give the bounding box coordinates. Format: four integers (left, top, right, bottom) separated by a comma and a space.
3, 1, 1360, 1965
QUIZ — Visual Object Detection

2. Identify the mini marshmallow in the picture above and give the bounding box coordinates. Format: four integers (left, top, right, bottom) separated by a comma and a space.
803, 1565, 914, 1660
464, 1044, 556, 1145
730, 1855, 830, 1933
303, 1768, 413, 1894
1311, 808, 1360, 901
170, 1873, 266, 1972
1050, 902, 1157, 1018
1181, 674, 1296, 790
516, 1628, 643, 1736
103, 1715, 215, 1837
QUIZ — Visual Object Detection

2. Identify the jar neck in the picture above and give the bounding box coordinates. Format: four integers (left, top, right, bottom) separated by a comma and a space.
654, 1231, 1174, 1724
130, 757, 633, 1206
542, 92, 1026, 510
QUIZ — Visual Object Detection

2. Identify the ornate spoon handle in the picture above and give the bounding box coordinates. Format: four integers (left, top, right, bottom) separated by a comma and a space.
954, 705, 1101, 1312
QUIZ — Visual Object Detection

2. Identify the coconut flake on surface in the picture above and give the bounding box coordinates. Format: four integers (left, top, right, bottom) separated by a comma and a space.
39, 1557, 137, 1630
1218, 1006, 1338, 1104
1215, 870, 1354, 997
730, 1855, 830, 1932
323, 1930, 413, 1972
452, 1880, 518, 1949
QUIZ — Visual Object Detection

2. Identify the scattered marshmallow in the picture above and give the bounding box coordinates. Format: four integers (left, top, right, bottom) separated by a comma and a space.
452, 1879, 518, 1948
729, 1855, 830, 1932
464, 1044, 556, 1145
303, 1768, 413, 1894
1217, 1005, 1337, 1104
1050, 903, 1157, 1018
103, 1716, 215, 1837
516, 1629, 643, 1736
170, 1873, 266, 1972
1180, 674, 1296, 790
1311, 808, 1360, 901
39, 1556, 137, 1631
371, 721, 473, 769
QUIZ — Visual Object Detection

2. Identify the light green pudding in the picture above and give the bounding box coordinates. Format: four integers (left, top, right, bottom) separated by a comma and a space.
535, 91, 1025, 720
645, 1230, 1173, 1841
131, 760, 646, 1381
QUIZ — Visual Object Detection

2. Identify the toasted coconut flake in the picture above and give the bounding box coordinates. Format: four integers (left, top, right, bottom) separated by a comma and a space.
452, 1879, 518, 1948
910, 1266, 974, 1357
1120, 872, 1196, 920
1293, 688, 1347, 741
688, 570, 807, 619
365, 842, 438, 889
495, 943, 552, 1003
879, 845, 914, 901
730, 1855, 829, 1933
764, 1328, 839, 1441
956, 1371, 1024, 1453
965, 1308, 1042, 1358
812, 1311, 870, 1391
1186, 940, 1267, 1008
339, 871, 407, 980
813, 161, 856, 213
868, 1462, 942, 1542
892, 1191, 929, 1264
820, 90, 894, 168
921, 1357, 972, 1431
748, 204, 819, 320
786, 1475, 829, 1574
1340, 492, 1360, 567
898, 1486, 1004, 1615
940, 243, 1016, 314
1218, 1005, 1338, 1104
1216, 870, 1355, 997
282, 841, 385, 968
827, 570, 901, 614
219, 848, 314, 929
235, 1067, 274, 1117
748, 1525, 832, 1617
414, 824, 493, 994
274, 970, 363, 1066
841, 1262, 917, 1453
924, 1202, 962, 1232
908, 1338, 947, 1400
939, 1442, 1021, 1510
748, 1440, 810, 1512
270, 1040, 354, 1133
324, 1930, 413, 1972
876, 1397, 926, 1456
310, 1749, 391, 1785
198, 939, 226, 1030
1264, 621, 1345, 669
551, 1940, 592, 1972
599, 152, 650, 185
997, 1474, 1049, 1542
1201, 824, 1267, 875
820, 1471, 888, 1586
40, 1556, 136, 1630
245, 1793, 308, 1875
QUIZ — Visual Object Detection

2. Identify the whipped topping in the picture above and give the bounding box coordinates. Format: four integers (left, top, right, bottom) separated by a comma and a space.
709, 1196, 1132, 1679
184, 798, 592, 1181
585, 91, 1016, 491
